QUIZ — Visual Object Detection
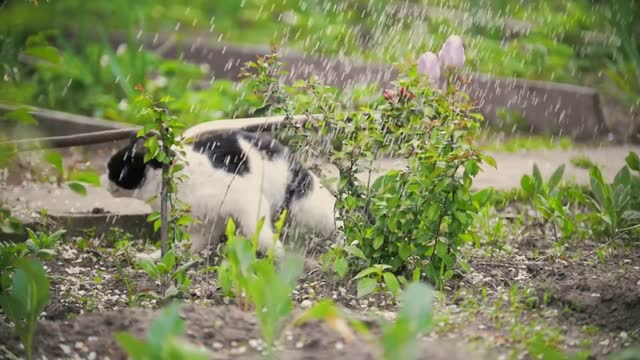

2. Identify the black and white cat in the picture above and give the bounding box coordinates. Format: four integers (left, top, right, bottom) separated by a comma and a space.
103, 130, 338, 259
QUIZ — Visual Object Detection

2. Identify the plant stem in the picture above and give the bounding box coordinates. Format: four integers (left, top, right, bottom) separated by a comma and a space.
160, 163, 169, 257
24, 333, 32, 360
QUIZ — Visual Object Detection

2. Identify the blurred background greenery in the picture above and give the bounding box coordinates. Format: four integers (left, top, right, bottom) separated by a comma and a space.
0, 0, 637, 130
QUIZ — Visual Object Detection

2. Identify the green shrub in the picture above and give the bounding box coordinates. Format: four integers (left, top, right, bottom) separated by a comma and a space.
243, 47, 491, 289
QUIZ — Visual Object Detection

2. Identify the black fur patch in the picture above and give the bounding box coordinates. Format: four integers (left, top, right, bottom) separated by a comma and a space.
192, 132, 250, 175
192, 130, 314, 216
107, 139, 162, 190
192, 131, 288, 175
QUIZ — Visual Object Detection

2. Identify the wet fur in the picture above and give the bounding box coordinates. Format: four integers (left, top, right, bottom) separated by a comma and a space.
104, 130, 337, 258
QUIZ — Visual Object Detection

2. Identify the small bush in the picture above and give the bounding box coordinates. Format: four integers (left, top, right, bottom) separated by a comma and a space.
243, 38, 491, 289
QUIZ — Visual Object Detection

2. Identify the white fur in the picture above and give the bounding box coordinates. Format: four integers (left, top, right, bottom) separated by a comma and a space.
105, 135, 338, 260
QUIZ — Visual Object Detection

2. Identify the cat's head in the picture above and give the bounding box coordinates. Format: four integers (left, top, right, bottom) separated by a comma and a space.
104, 135, 162, 198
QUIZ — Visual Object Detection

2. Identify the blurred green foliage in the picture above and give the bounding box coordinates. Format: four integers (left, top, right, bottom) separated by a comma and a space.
0, 0, 636, 126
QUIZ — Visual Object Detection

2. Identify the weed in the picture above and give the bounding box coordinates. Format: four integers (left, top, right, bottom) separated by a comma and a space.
586, 152, 640, 242
352, 264, 401, 299
24, 228, 65, 260
0, 257, 49, 360
136, 249, 197, 302
521, 163, 576, 241
217, 218, 304, 351
114, 302, 210, 360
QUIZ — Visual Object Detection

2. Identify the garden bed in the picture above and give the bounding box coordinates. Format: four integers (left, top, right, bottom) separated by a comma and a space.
0, 207, 637, 359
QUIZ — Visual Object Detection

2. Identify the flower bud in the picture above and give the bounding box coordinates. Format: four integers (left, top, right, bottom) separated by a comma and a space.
417, 51, 441, 86
439, 35, 465, 70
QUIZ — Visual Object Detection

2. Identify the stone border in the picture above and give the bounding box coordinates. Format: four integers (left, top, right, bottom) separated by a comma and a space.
106, 31, 609, 140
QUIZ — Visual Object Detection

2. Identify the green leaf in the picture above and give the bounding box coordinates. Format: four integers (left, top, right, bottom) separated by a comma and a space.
480, 154, 497, 169
68, 170, 101, 186
353, 266, 381, 280
398, 242, 411, 260
294, 300, 340, 325
144, 136, 159, 159
165, 338, 210, 359
344, 245, 367, 260
147, 212, 161, 222
547, 164, 565, 191
373, 235, 384, 250
397, 282, 434, 333
357, 278, 377, 298
383, 272, 401, 298
412, 268, 421, 282
161, 250, 176, 272
137, 257, 160, 280
24, 46, 61, 64
2, 108, 37, 125
148, 303, 184, 352
521, 175, 534, 196
114, 332, 149, 360
43, 151, 63, 176
622, 209, 640, 223
614, 167, 631, 188
334, 257, 349, 279
67, 182, 87, 195
532, 164, 543, 191
626, 152, 640, 171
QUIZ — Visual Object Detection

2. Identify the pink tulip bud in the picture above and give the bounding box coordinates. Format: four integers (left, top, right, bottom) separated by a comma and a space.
439, 35, 465, 70
417, 51, 441, 86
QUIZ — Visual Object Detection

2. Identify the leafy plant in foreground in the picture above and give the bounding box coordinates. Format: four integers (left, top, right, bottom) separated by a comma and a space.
586, 152, 640, 242
216, 218, 304, 351
0, 257, 50, 360
114, 302, 210, 360
380, 282, 435, 360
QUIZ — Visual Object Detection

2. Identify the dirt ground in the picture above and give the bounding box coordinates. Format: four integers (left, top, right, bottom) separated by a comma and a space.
0, 211, 638, 359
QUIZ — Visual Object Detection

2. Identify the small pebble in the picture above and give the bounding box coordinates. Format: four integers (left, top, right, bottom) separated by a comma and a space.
248, 339, 260, 348
300, 300, 313, 309
60, 344, 71, 355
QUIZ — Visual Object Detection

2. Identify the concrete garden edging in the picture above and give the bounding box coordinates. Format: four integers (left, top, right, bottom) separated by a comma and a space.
105, 31, 609, 141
